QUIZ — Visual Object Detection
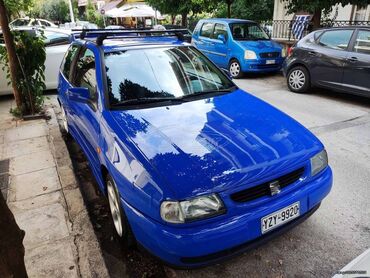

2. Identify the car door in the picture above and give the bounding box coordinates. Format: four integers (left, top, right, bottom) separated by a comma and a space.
193, 22, 214, 60
69, 47, 101, 169
309, 29, 355, 90
208, 23, 229, 68
342, 29, 370, 96
44, 31, 72, 90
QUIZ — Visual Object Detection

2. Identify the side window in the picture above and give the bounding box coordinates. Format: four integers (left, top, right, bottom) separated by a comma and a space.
44, 31, 70, 46
200, 23, 214, 38
353, 30, 370, 55
74, 48, 97, 101
213, 24, 228, 40
319, 30, 353, 50
41, 20, 51, 27
61, 44, 80, 81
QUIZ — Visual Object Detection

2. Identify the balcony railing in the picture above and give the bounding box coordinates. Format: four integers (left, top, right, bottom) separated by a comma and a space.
260, 20, 370, 42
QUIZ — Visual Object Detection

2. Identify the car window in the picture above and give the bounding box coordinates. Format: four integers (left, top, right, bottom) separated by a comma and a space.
74, 48, 97, 101
44, 31, 70, 46
200, 22, 214, 38
61, 44, 80, 81
213, 23, 228, 40
353, 30, 370, 55
230, 23, 269, 41
105, 46, 234, 106
40, 20, 51, 27
318, 30, 353, 50
31, 19, 39, 26
11, 19, 29, 27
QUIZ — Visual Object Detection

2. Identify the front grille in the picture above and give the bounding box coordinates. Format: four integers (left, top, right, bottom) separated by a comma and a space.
260, 52, 280, 58
230, 167, 305, 203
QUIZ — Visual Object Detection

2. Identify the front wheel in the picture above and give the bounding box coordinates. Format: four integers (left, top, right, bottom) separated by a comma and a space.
106, 174, 135, 247
287, 66, 310, 93
229, 59, 243, 79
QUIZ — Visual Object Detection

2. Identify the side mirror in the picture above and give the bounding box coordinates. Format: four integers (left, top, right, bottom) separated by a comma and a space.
67, 87, 90, 103
217, 34, 226, 43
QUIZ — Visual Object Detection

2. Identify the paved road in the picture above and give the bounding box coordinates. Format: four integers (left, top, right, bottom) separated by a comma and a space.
173, 73, 370, 277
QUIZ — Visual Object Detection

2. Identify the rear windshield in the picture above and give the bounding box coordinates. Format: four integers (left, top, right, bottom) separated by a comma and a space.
230, 23, 269, 41
105, 46, 234, 106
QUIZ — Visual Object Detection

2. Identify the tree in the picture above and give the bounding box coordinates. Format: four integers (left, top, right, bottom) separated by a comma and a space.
216, 0, 274, 21
31, 0, 70, 23
146, 0, 210, 26
225, 0, 233, 18
0, 0, 22, 109
282, 0, 370, 28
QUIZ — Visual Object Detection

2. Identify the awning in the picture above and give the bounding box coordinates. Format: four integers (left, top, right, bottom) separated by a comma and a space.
100, 0, 122, 12
105, 3, 163, 18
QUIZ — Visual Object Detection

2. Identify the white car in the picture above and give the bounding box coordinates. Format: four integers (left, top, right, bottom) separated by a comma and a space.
10, 18, 57, 28
0, 27, 72, 96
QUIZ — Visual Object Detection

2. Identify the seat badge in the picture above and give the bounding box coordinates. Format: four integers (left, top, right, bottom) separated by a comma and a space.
269, 181, 281, 196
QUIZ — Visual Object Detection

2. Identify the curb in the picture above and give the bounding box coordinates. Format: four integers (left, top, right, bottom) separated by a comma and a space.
46, 106, 110, 278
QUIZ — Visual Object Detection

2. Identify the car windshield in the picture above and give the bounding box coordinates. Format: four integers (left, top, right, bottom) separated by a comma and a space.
230, 23, 269, 41
105, 46, 235, 107
11, 19, 30, 27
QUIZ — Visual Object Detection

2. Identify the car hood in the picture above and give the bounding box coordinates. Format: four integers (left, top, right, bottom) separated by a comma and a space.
236, 40, 282, 52
110, 90, 322, 199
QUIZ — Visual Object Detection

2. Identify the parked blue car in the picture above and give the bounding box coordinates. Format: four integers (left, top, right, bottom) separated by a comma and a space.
58, 29, 332, 268
192, 19, 286, 78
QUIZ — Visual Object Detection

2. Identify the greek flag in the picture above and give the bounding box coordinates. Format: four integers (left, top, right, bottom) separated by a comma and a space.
292, 15, 310, 40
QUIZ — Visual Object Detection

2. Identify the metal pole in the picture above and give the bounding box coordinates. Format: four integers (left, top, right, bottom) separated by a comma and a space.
68, 0, 75, 23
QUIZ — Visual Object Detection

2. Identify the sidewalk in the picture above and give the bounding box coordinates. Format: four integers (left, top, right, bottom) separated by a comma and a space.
0, 97, 109, 278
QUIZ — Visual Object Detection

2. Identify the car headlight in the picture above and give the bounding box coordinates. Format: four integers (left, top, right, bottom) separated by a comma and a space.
310, 149, 328, 176
281, 47, 287, 58
244, 50, 257, 60
160, 194, 225, 223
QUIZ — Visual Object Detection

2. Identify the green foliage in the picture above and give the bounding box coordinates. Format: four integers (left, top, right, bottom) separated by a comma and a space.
216, 0, 274, 21
82, 0, 104, 27
0, 30, 46, 116
31, 0, 70, 23
282, 0, 370, 15
4, 0, 33, 17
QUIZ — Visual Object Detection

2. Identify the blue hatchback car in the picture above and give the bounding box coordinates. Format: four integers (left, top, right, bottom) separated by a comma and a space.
192, 19, 285, 78
58, 29, 332, 268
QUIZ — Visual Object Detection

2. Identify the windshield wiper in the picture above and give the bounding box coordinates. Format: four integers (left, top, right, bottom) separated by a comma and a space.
179, 86, 237, 100
111, 97, 182, 107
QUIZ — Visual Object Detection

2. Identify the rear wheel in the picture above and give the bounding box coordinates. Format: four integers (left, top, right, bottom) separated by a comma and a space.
60, 105, 69, 134
106, 174, 135, 247
229, 59, 243, 79
287, 66, 310, 93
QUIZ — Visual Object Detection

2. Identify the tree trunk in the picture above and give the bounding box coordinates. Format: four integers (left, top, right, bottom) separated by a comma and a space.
0, 0, 22, 109
181, 12, 187, 27
0, 192, 27, 277
227, 3, 231, 18
312, 8, 321, 29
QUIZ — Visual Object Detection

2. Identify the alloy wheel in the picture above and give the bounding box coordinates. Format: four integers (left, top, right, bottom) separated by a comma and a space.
107, 180, 123, 237
288, 69, 306, 90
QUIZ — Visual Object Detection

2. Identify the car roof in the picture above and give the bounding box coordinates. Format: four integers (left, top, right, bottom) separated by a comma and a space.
200, 18, 256, 24
317, 25, 370, 31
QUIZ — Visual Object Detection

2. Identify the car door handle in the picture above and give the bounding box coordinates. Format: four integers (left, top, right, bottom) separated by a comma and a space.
308, 51, 317, 56
346, 56, 358, 62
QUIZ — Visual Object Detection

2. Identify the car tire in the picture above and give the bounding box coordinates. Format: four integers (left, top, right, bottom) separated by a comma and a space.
60, 105, 69, 134
287, 66, 310, 93
106, 174, 136, 248
229, 59, 243, 79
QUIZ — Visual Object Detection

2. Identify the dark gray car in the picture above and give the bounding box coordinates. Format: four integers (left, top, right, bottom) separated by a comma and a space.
283, 26, 370, 97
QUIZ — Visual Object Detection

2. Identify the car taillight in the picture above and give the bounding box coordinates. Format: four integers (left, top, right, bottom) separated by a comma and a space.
287, 46, 294, 57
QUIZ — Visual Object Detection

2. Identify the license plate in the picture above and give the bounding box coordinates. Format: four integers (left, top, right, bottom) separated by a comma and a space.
266, 59, 275, 64
261, 202, 300, 234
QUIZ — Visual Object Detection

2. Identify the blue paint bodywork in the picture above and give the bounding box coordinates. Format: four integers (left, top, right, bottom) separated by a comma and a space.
192, 18, 285, 73
58, 35, 332, 267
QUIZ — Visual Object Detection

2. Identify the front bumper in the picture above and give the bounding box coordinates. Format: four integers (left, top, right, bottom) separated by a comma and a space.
241, 57, 285, 73
122, 166, 332, 267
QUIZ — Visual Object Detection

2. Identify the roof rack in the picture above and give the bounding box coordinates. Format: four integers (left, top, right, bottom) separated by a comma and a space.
72, 29, 191, 46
